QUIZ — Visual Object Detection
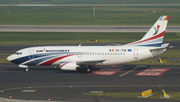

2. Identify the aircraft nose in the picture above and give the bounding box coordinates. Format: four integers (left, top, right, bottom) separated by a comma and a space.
7, 55, 13, 61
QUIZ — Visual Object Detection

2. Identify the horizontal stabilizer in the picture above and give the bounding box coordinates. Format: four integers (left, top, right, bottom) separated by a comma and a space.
149, 43, 169, 51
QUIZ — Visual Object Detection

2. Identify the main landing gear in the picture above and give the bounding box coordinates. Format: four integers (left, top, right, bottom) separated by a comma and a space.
87, 68, 91, 72
86, 65, 91, 72
25, 68, 29, 72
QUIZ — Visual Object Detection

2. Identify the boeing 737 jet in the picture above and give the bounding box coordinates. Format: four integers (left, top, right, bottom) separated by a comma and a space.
7, 15, 169, 72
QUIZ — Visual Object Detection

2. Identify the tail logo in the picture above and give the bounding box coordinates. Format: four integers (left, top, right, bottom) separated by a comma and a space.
153, 24, 160, 36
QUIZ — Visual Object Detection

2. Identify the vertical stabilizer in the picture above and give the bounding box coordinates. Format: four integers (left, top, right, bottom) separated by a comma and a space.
124, 16, 169, 47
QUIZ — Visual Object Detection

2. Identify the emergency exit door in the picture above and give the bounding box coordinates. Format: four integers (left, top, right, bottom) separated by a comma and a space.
134, 49, 138, 59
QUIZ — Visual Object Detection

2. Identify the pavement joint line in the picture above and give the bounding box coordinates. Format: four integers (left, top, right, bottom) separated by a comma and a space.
2, 85, 180, 91
1, 70, 180, 73
0, 71, 59, 73
119, 67, 138, 77
22, 90, 36, 92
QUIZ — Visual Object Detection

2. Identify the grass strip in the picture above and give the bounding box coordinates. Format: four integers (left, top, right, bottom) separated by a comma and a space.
158, 50, 180, 58
0, 53, 12, 56
0, 6, 180, 25
0, 32, 180, 45
0, 58, 10, 63
84, 92, 180, 100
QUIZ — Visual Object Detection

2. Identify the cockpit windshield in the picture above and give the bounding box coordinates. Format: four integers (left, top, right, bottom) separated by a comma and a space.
15, 52, 22, 55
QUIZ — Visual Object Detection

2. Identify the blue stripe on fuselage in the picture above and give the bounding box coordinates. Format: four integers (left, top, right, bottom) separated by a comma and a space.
24, 55, 57, 66
10, 52, 77, 65
10, 54, 53, 65
138, 43, 162, 47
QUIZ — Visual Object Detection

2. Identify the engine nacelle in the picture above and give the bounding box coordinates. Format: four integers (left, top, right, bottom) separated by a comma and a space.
60, 62, 78, 71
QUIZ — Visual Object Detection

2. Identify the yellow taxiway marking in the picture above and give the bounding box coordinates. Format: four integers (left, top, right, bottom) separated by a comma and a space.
120, 67, 138, 77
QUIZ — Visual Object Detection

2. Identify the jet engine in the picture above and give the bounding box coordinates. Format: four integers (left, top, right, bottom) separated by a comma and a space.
60, 62, 78, 71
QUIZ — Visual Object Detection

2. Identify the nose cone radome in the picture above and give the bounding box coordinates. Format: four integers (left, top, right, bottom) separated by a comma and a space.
7, 54, 23, 65
7, 55, 13, 62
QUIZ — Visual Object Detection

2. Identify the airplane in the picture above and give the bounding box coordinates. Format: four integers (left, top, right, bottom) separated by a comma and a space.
7, 15, 169, 72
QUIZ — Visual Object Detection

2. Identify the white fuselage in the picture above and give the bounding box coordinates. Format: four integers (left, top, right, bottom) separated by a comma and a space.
7, 45, 165, 67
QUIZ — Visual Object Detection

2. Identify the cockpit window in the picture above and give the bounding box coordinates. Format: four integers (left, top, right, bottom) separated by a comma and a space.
15, 52, 22, 55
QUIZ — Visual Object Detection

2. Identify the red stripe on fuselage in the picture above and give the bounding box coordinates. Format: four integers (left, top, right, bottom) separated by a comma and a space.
39, 55, 72, 66
127, 31, 165, 46
60, 62, 69, 68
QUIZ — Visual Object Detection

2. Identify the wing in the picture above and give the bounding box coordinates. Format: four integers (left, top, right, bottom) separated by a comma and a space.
77, 59, 106, 65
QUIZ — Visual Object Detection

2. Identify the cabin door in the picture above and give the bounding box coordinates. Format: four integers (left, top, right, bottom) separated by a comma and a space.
29, 49, 34, 59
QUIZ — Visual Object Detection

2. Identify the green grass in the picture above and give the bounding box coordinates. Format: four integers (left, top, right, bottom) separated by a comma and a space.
0, 53, 12, 55
84, 92, 141, 98
0, 32, 180, 45
1, 0, 180, 4
0, 6, 180, 25
84, 92, 180, 100
158, 50, 180, 58
0, 58, 10, 63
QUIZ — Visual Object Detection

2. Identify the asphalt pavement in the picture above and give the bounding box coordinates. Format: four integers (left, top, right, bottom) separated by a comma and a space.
0, 64, 180, 102
0, 42, 180, 102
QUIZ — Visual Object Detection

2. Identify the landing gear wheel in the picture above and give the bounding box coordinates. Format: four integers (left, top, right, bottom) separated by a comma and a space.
87, 65, 91, 72
87, 68, 91, 72
25, 68, 29, 72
